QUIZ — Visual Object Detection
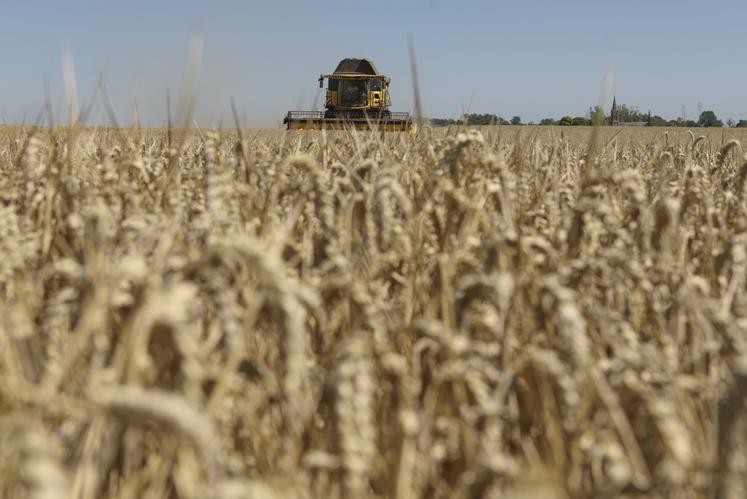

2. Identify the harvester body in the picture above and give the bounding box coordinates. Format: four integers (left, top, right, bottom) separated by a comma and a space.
284, 58, 412, 131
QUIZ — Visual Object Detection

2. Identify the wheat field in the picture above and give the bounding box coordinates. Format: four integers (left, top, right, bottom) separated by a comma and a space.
1, 123, 747, 499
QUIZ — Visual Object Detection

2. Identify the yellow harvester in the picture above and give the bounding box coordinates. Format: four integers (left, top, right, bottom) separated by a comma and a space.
284, 58, 412, 131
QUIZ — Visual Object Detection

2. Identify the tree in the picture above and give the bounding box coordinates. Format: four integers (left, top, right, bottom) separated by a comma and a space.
672, 118, 699, 127
510, 116, 522, 125
613, 103, 648, 123
540, 118, 557, 125
558, 116, 573, 126
463, 113, 509, 126
571, 116, 590, 126
648, 115, 668, 127
590, 105, 606, 125
429, 118, 459, 127
727, 118, 735, 128
698, 110, 723, 128
737, 120, 747, 128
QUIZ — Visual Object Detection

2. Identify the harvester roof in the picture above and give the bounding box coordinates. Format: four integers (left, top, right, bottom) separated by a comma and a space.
333, 58, 380, 75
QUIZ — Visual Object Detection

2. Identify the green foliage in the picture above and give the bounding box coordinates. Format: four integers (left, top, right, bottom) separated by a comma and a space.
429, 118, 458, 127
736, 120, 747, 128
590, 105, 606, 125
430, 114, 509, 126
571, 117, 591, 126
463, 114, 507, 125
669, 119, 699, 127
647, 115, 668, 127
612, 103, 649, 123
429, 107, 729, 128
698, 110, 723, 128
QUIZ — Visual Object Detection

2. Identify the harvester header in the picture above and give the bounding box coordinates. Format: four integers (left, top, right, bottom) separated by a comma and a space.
284, 58, 412, 131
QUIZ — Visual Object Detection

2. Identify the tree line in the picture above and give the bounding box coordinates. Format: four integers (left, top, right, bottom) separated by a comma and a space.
430, 106, 747, 128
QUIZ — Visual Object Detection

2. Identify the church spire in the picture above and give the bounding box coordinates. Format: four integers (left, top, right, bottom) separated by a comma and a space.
610, 95, 618, 125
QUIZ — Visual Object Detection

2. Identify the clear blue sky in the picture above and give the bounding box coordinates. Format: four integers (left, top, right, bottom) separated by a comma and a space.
1, 0, 745, 127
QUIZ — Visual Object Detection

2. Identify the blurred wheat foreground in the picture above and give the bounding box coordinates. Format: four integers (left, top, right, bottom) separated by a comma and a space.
2, 124, 747, 498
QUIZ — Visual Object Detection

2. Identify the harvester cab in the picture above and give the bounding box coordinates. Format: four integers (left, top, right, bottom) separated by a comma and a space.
284, 58, 412, 131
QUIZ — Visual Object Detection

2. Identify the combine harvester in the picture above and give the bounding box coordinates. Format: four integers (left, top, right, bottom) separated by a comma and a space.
283, 58, 412, 131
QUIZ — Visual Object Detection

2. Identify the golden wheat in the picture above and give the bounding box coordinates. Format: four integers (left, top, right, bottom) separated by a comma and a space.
0, 124, 747, 498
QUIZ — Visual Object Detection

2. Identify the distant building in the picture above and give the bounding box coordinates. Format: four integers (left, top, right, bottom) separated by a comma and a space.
610, 96, 620, 125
